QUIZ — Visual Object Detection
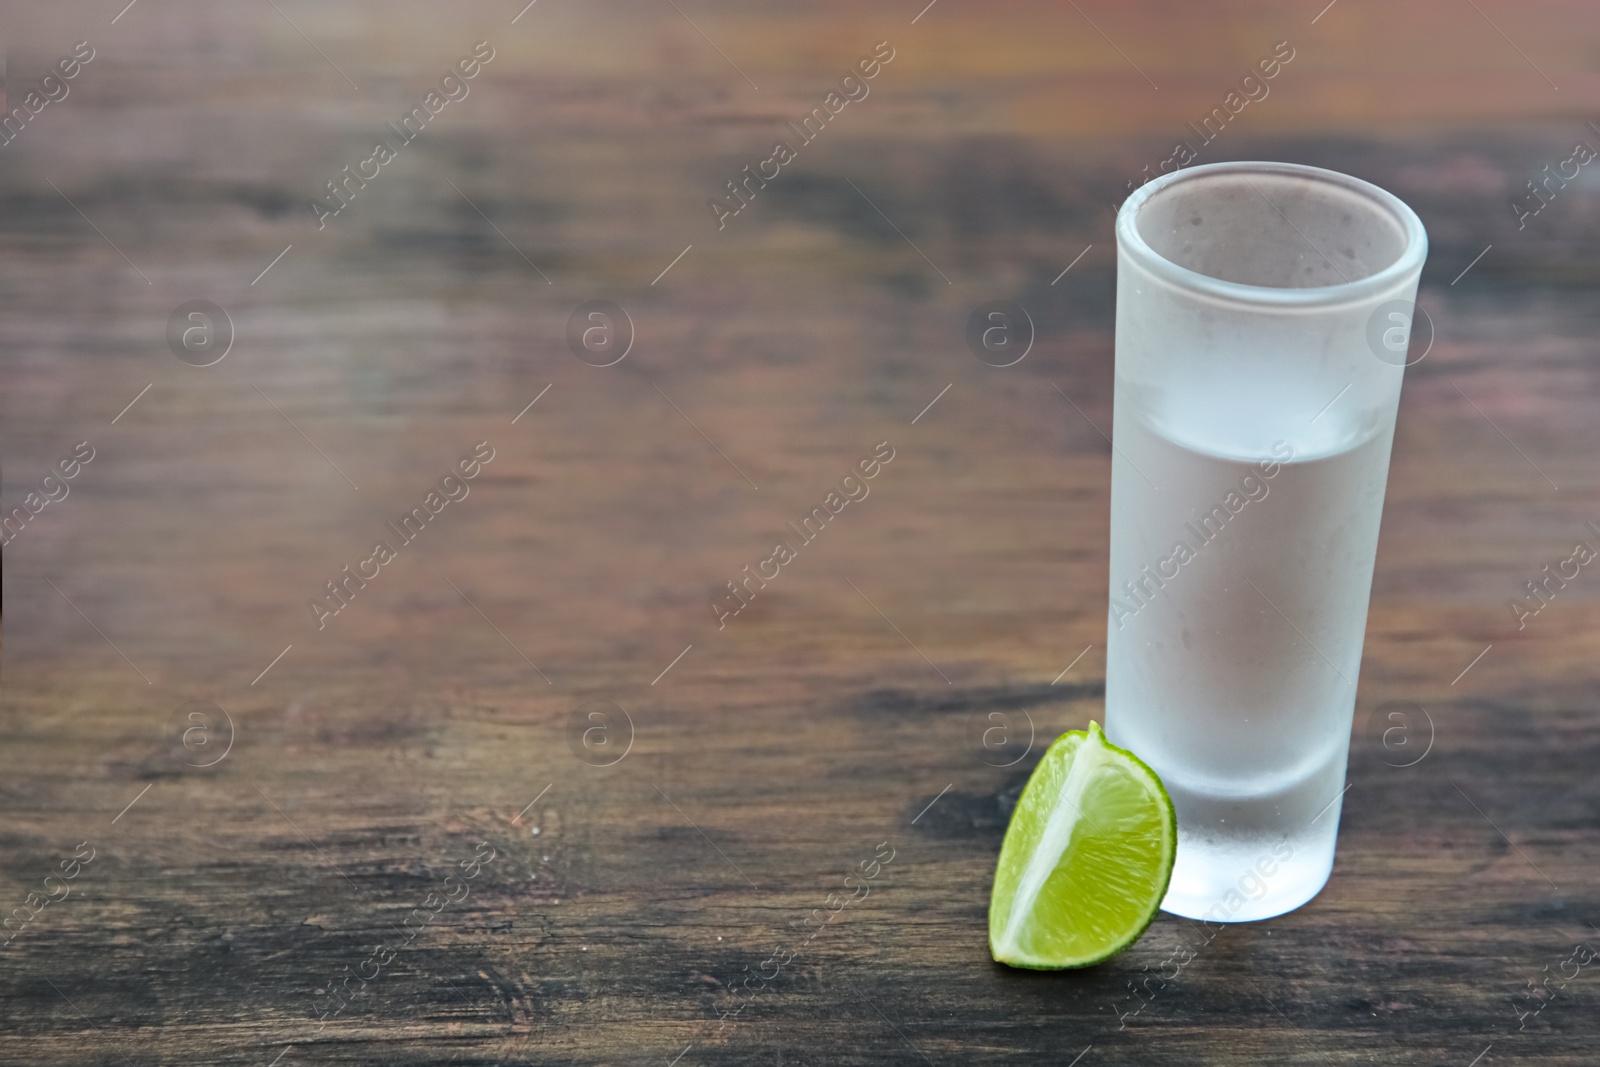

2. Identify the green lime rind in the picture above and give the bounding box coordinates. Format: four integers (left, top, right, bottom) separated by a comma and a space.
988, 721, 1177, 970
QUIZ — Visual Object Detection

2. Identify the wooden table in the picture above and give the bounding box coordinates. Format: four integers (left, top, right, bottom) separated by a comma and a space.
3, 1, 1598, 1063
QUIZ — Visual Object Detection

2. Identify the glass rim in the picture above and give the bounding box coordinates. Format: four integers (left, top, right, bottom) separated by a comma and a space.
1116, 161, 1428, 309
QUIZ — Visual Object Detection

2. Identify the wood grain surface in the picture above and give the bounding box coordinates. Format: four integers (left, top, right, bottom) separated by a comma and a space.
2, 1, 1598, 1064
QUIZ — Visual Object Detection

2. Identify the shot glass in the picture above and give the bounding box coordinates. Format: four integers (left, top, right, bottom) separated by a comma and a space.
1103, 161, 1427, 921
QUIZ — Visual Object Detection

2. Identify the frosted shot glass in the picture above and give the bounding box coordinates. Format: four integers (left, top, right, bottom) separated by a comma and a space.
1103, 161, 1427, 921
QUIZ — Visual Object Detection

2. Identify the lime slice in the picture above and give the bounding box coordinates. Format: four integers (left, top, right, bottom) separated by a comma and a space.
989, 720, 1176, 969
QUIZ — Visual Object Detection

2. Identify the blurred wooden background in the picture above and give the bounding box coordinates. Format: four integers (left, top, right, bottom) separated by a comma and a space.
2, 1, 1598, 1063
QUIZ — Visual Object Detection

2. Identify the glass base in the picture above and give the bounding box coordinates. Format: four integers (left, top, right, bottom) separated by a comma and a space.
1159, 830, 1335, 922
1143, 746, 1348, 923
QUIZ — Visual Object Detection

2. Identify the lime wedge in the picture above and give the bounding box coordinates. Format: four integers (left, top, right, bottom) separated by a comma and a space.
989, 720, 1176, 969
